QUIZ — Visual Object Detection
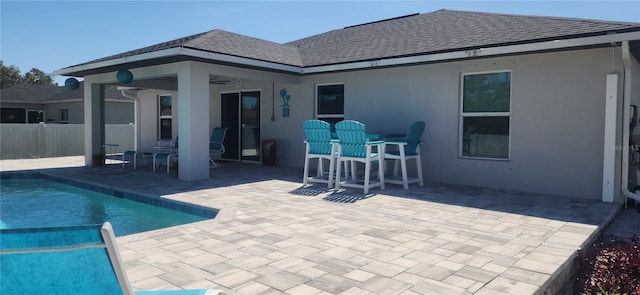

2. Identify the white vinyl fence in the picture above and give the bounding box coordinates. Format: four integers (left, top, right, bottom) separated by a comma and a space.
0, 123, 135, 159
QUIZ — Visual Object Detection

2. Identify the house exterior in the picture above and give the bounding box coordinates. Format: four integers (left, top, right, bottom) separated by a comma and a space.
0, 83, 134, 124
54, 9, 640, 203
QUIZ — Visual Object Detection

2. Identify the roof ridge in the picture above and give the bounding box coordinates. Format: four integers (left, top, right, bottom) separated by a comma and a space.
185, 29, 300, 49
438, 8, 640, 26
178, 28, 303, 66
344, 13, 420, 29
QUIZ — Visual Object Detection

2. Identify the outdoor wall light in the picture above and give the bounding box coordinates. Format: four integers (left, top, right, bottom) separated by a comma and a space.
64, 78, 80, 90
117, 70, 133, 84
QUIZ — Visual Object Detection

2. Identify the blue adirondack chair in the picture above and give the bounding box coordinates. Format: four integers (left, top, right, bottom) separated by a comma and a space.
0, 222, 225, 295
302, 120, 336, 188
334, 120, 385, 194
209, 127, 228, 168
383, 121, 425, 189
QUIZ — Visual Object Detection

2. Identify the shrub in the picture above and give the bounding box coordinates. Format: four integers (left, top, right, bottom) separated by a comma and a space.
574, 234, 640, 294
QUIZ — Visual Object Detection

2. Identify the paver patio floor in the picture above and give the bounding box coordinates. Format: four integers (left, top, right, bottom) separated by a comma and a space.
0, 156, 631, 294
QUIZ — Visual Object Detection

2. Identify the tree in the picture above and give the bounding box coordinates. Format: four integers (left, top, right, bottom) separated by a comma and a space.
0, 61, 22, 89
22, 68, 55, 86
0, 61, 57, 89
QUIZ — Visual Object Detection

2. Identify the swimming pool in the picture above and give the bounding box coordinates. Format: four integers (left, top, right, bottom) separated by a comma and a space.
0, 174, 218, 236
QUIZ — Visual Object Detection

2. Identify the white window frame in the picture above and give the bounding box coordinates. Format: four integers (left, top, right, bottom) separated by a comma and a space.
459, 70, 512, 160
59, 108, 69, 124
158, 95, 173, 141
315, 83, 345, 123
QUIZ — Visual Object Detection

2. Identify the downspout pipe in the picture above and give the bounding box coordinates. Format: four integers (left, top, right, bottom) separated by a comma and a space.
620, 41, 640, 204
120, 89, 139, 151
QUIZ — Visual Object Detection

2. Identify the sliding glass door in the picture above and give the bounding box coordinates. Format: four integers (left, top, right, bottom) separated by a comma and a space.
220, 91, 261, 162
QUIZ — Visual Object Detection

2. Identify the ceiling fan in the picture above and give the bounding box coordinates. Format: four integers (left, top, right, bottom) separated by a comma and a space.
209, 77, 231, 85
153, 76, 231, 85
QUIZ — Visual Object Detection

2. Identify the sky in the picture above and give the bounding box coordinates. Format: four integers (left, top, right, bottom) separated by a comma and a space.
1, 0, 639, 86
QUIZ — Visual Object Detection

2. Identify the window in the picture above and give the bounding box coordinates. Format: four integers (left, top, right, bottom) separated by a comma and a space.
1, 108, 26, 123
158, 95, 172, 140
316, 84, 344, 131
460, 71, 511, 159
60, 108, 69, 124
26, 110, 44, 124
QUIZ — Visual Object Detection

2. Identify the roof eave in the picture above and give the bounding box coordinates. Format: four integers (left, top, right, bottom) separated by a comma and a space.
43, 98, 83, 103
54, 47, 303, 77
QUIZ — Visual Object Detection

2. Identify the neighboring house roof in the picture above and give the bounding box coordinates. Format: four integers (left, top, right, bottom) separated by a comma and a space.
46, 82, 130, 101
57, 9, 640, 75
0, 83, 129, 104
0, 84, 68, 103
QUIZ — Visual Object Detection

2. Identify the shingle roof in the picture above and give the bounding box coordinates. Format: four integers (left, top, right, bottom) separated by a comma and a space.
73, 29, 303, 68
62, 9, 640, 71
46, 82, 129, 101
0, 84, 68, 103
0, 83, 128, 104
286, 9, 640, 66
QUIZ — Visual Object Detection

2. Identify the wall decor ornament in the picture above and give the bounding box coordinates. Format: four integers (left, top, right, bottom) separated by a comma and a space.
280, 88, 291, 117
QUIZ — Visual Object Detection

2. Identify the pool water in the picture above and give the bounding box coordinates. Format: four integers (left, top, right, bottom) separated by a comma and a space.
0, 178, 209, 236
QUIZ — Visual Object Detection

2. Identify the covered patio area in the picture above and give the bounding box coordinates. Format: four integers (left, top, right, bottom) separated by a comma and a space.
0, 157, 626, 294
68, 60, 300, 182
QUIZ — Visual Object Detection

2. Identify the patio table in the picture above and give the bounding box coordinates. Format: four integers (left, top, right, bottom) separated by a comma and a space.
366, 133, 406, 140
330, 133, 405, 186
330, 132, 406, 141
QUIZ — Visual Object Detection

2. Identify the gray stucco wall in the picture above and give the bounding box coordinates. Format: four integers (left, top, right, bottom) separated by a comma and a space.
130, 47, 636, 200
266, 47, 627, 200
627, 50, 640, 201
105, 100, 135, 124
631, 54, 640, 133
138, 91, 177, 152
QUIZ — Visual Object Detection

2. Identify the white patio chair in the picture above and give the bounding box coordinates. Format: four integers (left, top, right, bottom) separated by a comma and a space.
334, 120, 385, 194
209, 127, 228, 168
302, 120, 337, 188
383, 121, 425, 189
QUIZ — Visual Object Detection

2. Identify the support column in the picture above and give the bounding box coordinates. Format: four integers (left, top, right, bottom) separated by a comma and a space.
84, 82, 105, 166
177, 62, 211, 180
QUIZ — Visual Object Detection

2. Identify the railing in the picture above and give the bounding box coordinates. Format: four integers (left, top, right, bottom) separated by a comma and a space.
0, 123, 135, 159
